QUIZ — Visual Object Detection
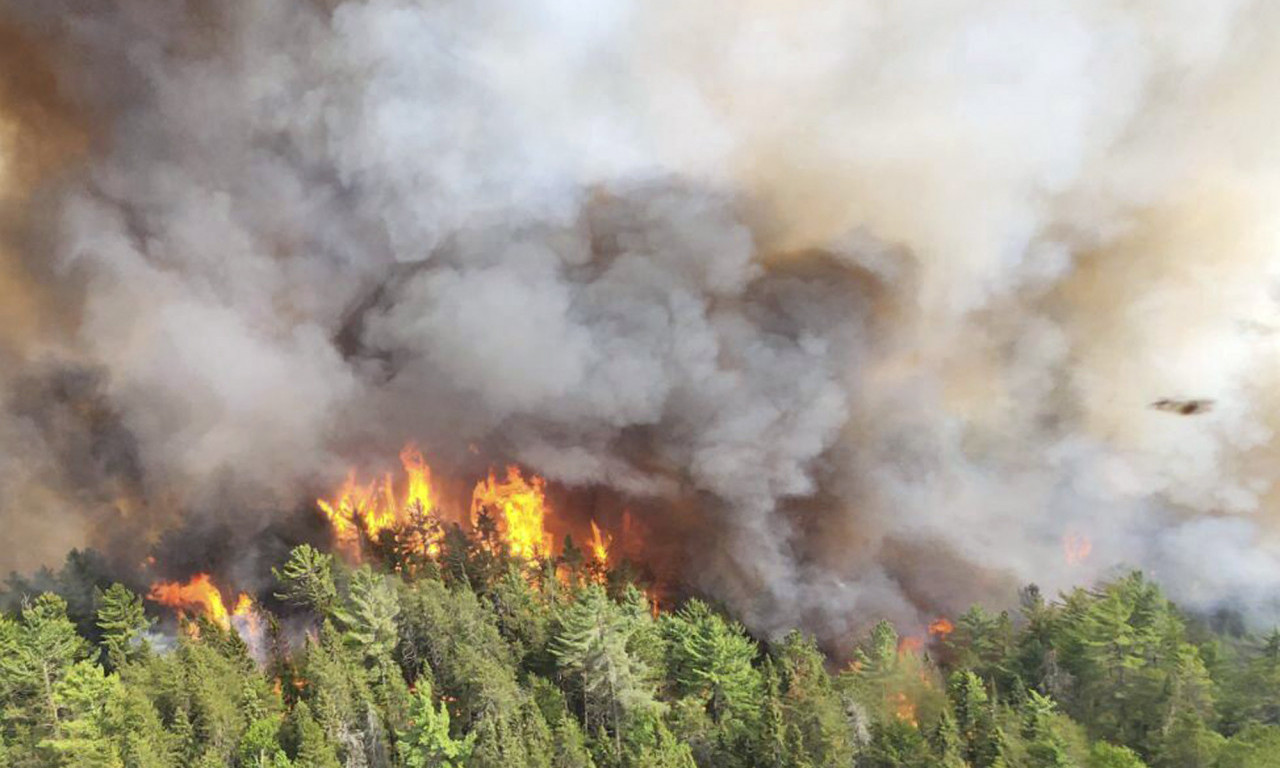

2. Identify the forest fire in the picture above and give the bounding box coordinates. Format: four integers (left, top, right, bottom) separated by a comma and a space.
314, 443, 623, 571
897, 636, 924, 657
471, 466, 553, 559
317, 443, 439, 560
232, 593, 260, 633
142, 445, 652, 640
1064, 533, 1093, 566
891, 692, 917, 725
928, 618, 954, 639
589, 520, 612, 565
147, 573, 246, 629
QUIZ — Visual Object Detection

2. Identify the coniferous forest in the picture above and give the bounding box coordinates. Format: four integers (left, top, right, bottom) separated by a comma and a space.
3, 524, 1280, 768
3, 4, 1280, 767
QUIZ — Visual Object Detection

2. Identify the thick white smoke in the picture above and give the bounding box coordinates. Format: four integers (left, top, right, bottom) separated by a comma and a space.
2, 0, 1280, 642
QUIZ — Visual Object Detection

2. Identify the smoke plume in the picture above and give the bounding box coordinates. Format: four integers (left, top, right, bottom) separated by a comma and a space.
2, 0, 1280, 645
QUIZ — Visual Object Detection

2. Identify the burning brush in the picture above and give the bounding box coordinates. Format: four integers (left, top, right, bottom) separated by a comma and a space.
142, 441, 640, 637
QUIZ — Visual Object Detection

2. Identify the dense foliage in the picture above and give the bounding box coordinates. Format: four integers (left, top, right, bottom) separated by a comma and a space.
3, 528, 1280, 768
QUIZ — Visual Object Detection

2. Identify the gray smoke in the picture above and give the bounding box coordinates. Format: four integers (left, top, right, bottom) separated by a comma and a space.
2, 0, 1280, 644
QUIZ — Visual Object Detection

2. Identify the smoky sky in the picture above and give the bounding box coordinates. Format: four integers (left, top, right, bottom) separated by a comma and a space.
2, 0, 1280, 645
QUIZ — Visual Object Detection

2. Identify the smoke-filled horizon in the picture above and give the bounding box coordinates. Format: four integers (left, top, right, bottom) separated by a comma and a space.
2, 0, 1279, 646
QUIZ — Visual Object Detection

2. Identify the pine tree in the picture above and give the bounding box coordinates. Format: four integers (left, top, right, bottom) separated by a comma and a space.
335, 568, 400, 663
1056, 573, 1186, 754
0, 593, 91, 742
1016, 585, 1066, 697
530, 676, 594, 768
621, 710, 696, 768
13, 540, 1280, 768
302, 621, 375, 765
1021, 691, 1075, 767
946, 606, 1016, 691
758, 659, 788, 768
334, 566, 407, 738
929, 707, 967, 768
177, 635, 254, 763
1087, 742, 1148, 768
868, 620, 899, 671
274, 545, 340, 618
948, 670, 1005, 768
398, 682, 476, 768
783, 723, 814, 768
491, 563, 551, 667
550, 586, 658, 753
106, 682, 175, 768
239, 715, 291, 768
1152, 709, 1223, 768
558, 536, 586, 593
169, 706, 196, 765
774, 631, 855, 767
287, 701, 341, 768
663, 599, 762, 730
96, 583, 153, 671
1214, 724, 1280, 768
863, 717, 934, 768
551, 716, 595, 768
39, 660, 120, 767
1251, 630, 1280, 724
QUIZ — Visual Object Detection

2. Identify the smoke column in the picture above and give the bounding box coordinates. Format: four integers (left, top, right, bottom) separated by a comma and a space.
2, 0, 1280, 644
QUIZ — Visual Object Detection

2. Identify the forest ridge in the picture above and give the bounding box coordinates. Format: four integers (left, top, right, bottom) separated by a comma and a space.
2, 526, 1278, 768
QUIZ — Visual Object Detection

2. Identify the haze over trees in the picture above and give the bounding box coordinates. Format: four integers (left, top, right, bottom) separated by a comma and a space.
2, 526, 1279, 768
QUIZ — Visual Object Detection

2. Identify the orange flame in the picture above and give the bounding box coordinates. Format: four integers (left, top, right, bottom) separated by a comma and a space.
148, 573, 245, 629
232, 593, 261, 637
645, 587, 662, 619
400, 443, 435, 518
1064, 533, 1093, 566
317, 443, 439, 560
470, 466, 551, 559
589, 520, 612, 565
897, 636, 924, 657
928, 618, 954, 639
891, 692, 917, 725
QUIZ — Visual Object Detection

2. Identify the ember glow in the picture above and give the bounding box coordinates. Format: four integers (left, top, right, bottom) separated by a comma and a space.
897, 636, 924, 657
891, 692, 917, 726
1064, 534, 1093, 566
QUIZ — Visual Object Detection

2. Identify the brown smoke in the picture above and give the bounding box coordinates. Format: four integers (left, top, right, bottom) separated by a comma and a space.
2, 1, 1280, 644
